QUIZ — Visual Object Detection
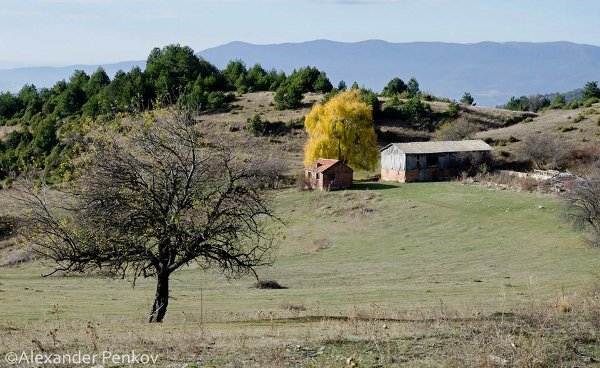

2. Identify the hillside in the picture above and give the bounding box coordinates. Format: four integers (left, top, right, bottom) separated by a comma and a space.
475, 102, 600, 169
3, 182, 599, 366
190, 92, 543, 170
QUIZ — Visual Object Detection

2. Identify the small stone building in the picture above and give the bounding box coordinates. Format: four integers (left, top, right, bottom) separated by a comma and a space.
304, 159, 353, 191
380, 140, 492, 182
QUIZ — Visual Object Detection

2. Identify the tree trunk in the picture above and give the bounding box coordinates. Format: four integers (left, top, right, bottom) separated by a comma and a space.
148, 273, 169, 323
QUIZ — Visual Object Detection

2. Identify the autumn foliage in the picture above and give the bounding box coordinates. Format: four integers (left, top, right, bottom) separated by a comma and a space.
303, 90, 379, 171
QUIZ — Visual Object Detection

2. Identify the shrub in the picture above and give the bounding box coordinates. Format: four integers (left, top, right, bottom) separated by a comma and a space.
252, 280, 286, 289
583, 97, 599, 108
274, 81, 303, 110
522, 117, 534, 124
508, 135, 519, 143
435, 120, 477, 141
452, 151, 492, 177
247, 114, 267, 136
559, 125, 577, 133
286, 117, 305, 129
446, 100, 460, 117
573, 114, 585, 123
519, 133, 570, 169
460, 92, 474, 105
376, 128, 399, 142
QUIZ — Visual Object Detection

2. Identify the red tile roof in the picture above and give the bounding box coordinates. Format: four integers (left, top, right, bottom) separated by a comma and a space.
306, 158, 347, 173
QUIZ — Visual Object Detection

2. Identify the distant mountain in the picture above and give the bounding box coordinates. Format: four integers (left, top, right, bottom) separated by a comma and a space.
198, 40, 600, 106
0, 61, 145, 93
1, 40, 599, 106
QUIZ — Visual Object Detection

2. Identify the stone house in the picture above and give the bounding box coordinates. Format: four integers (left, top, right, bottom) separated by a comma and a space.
304, 159, 353, 190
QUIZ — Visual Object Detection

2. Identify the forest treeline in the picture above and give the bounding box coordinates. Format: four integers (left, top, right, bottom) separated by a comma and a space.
0, 44, 337, 182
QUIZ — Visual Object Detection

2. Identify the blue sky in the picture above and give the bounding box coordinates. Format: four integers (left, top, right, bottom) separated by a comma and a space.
0, 0, 598, 68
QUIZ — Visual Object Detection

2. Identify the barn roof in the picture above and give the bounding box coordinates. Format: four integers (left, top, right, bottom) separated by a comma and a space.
305, 158, 353, 173
382, 140, 492, 154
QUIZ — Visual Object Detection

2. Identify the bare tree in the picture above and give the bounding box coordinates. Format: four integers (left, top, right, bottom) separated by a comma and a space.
518, 134, 569, 170
563, 176, 600, 247
434, 119, 479, 141
18, 110, 280, 323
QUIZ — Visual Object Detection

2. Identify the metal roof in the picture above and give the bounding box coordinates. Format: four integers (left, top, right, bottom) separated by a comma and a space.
382, 140, 492, 154
305, 158, 353, 173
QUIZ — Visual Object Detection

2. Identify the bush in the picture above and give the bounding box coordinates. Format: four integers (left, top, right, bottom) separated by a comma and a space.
246, 114, 289, 136
274, 82, 303, 110
452, 151, 492, 177
434, 120, 477, 141
252, 280, 286, 289
376, 128, 399, 142
247, 114, 267, 136
446, 100, 460, 117
286, 117, 305, 129
559, 125, 577, 133
573, 114, 585, 123
583, 97, 599, 108
519, 133, 570, 169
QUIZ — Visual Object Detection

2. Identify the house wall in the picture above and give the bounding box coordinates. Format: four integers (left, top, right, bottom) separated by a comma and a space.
322, 165, 353, 190
305, 164, 353, 190
381, 150, 482, 182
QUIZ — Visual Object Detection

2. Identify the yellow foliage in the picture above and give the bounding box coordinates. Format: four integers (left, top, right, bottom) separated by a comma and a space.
303, 90, 378, 171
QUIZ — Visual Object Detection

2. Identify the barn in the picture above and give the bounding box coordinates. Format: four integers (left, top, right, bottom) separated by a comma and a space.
304, 159, 353, 191
380, 140, 493, 182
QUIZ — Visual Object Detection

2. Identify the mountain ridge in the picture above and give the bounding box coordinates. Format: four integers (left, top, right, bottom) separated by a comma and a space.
1, 40, 599, 106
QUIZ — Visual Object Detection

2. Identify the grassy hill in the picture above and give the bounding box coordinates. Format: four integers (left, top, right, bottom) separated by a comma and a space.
190, 91, 600, 177
475, 103, 600, 163
2, 93, 600, 366
2, 182, 600, 366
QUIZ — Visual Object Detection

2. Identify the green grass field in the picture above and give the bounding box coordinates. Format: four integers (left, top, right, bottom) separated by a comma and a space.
1, 182, 594, 322
2, 182, 599, 366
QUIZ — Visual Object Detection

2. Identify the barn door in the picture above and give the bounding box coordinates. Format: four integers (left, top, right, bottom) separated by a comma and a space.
417, 155, 428, 181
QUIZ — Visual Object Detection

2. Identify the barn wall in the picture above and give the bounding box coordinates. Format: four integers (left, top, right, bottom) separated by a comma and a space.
381, 146, 406, 170
381, 150, 480, 182
381, 168, 406, 182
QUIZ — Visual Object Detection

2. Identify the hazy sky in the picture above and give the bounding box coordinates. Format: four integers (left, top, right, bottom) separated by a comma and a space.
1, 0, 598, 68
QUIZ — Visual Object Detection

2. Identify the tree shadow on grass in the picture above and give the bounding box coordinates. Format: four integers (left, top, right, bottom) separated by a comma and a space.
350, 182, 398, 191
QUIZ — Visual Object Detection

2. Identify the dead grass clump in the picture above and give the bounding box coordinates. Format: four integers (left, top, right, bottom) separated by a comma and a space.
340, 191, 381, 202
252, 280, 287, 289
280, 303, 306, 312
308, 238, 330, 253
558, 296, 572, 313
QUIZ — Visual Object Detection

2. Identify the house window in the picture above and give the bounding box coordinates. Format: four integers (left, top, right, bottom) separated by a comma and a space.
307, 172, 312, 178
316, 173, 321, 179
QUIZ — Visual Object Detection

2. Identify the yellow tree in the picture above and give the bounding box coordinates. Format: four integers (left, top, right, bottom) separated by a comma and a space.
304, 89, 379, 171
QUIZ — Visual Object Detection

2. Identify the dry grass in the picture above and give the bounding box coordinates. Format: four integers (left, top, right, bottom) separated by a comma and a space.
2, 297, 600, 367
475, 102, 600, 168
